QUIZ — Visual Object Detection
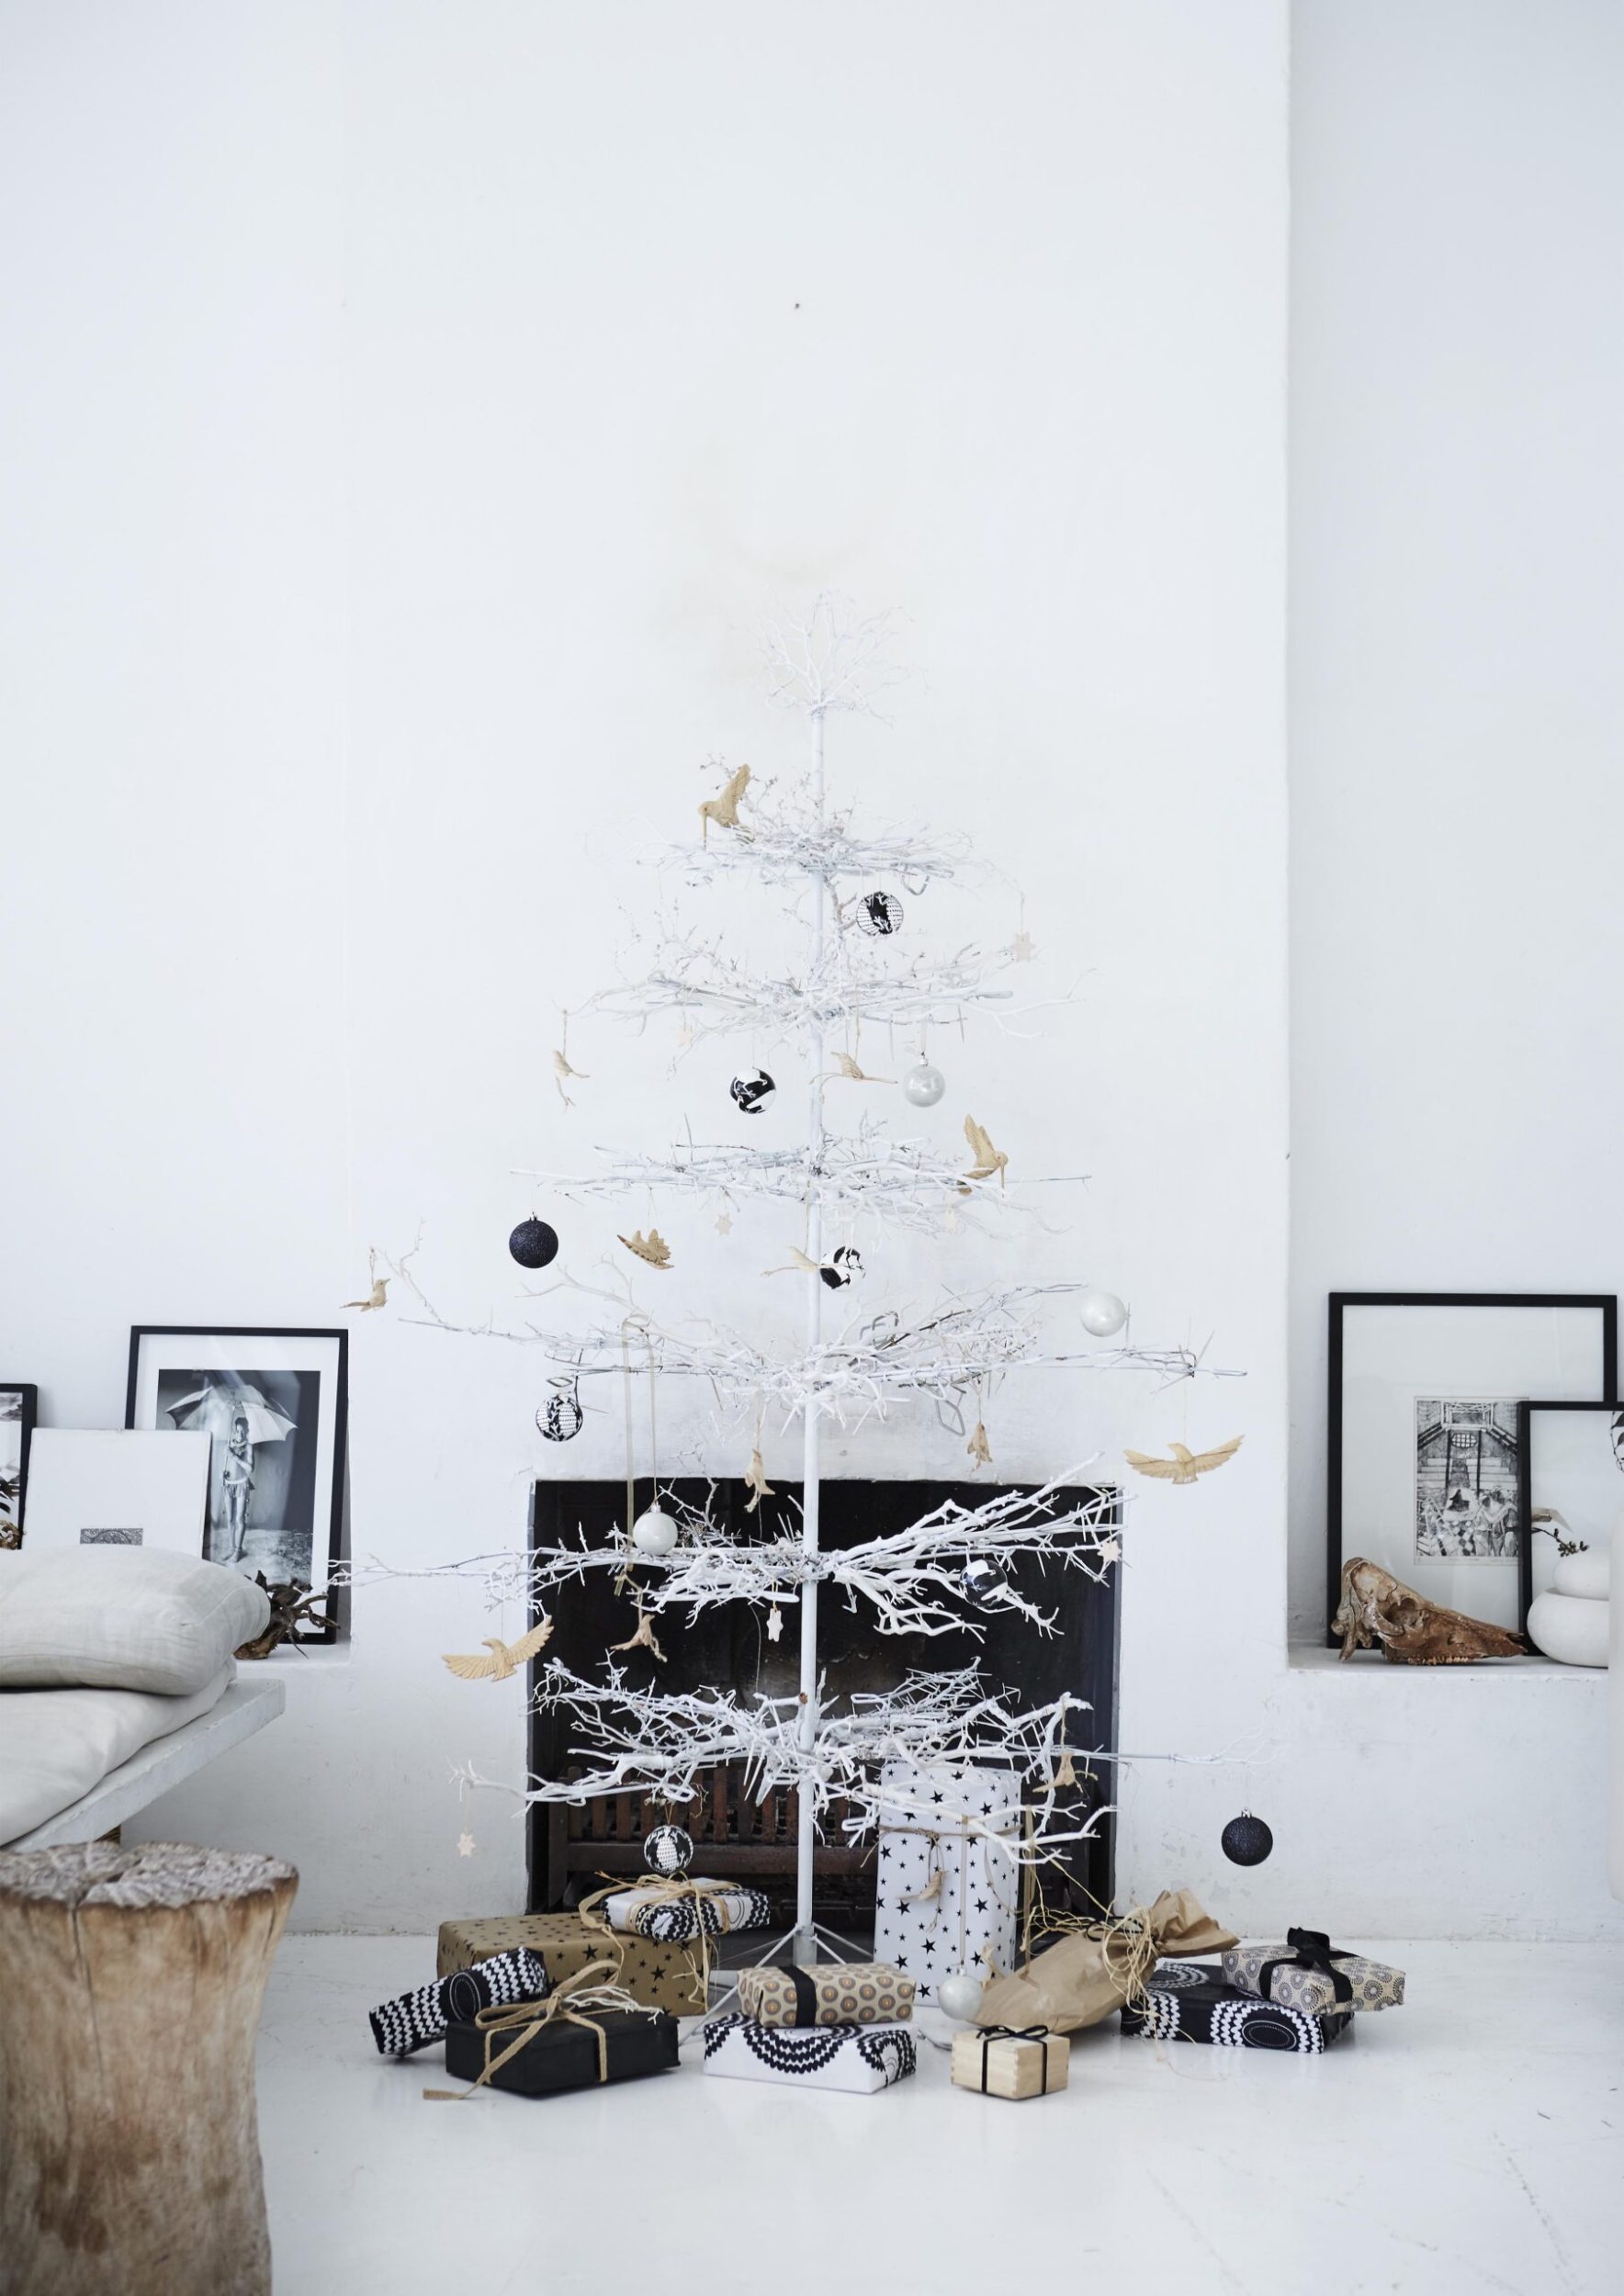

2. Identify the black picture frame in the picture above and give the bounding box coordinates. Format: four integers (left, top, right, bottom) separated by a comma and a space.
125, 1327, 347, 1641
0, 1382, 39, 1545
1327, 1292, 1617, 1646
1517, 1399, 1624, 1638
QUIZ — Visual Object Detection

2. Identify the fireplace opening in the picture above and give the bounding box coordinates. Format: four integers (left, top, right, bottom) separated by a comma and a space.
527, 1477, 1120, 1929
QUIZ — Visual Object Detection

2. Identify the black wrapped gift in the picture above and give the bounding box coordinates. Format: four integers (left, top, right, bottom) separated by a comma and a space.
441, 1992, 679, 2097
1121, 1967, 1351, 2054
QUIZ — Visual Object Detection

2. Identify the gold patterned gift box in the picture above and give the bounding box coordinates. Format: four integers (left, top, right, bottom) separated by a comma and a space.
436, 1912, 709, 2018
738, 1962, 915, 2028
951, 2024, 1070, 2101
1223, 1930, 1404, 2017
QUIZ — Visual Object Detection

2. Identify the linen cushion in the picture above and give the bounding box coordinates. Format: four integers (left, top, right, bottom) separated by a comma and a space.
0, 1663, 236, 1843
0, 1549, 270, 1693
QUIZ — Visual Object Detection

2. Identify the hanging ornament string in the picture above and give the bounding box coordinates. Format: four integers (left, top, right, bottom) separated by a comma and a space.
617, 1316, 660, 1588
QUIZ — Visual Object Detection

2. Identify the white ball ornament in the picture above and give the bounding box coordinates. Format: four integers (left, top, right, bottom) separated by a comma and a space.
903, 1062, 946, 1109
631, 1504, 679, 1557
936, 1972, 984, 2021
1078, 1289, 1128, 1338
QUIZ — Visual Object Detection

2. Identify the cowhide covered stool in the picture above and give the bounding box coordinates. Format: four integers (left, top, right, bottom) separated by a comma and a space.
0, 1840, 297, 2296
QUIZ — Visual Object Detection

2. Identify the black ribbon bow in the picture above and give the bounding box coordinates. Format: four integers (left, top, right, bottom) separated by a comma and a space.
1257, 1927, 1354, 2007
787, 1965, 820, 2028
978, 2023, 1054, 2095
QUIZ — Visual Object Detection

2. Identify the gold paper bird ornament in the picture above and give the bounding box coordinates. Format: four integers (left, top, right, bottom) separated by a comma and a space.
962, 1115, 1009, 1189
966, 1419, 994, 1468
442, 1618, 555, 1683
611, 1604, 666, 1663
1051, 1747, 1078, 1790
343, 1249, 389, 1311
619, 1229, 672, 1269
1122, 1436, 1244, 1485
744, 1447, 775, 1514
553, 1049, 590, 1106
824, 1051, 895, 1085
699, 762, 750, 843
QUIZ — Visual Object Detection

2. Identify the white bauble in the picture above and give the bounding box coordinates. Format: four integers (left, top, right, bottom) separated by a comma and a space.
631, 1504, 679, 1557
902, 1062, 946, 1109
1078, 1289, 1128, 1337
935, 1972, 985, 2021
1528, 1590, 1610, 1667
1554, 1549, 1611, 1601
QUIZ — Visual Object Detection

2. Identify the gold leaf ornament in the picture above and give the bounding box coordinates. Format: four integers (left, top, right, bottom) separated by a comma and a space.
619, 1228, 672, 1269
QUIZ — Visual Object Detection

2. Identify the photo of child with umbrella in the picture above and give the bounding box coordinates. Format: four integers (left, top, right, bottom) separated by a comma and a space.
161, 1367, 319, 1578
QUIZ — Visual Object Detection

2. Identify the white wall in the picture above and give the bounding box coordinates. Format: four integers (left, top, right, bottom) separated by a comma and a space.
1289, 0, 1624, 1930
1, 0, 1615, 1941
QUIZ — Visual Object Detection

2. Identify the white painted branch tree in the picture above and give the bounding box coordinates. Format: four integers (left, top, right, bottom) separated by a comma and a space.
359, 594, 1235, 1962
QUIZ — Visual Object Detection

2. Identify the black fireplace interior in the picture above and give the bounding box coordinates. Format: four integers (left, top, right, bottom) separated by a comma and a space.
527, 1477, 1120, 1926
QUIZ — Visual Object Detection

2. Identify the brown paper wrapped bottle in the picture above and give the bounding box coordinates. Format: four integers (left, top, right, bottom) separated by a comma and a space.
973, 1888, 1237, 2034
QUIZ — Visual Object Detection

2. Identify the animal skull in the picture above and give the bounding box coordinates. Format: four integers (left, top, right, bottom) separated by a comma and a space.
1332, 1557, 1525, 1665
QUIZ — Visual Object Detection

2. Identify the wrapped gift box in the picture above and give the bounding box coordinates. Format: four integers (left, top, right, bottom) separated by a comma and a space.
369, 1947, 547, 2057
1122, 1968, 1351, 2054
1223, 1934, 1404, 2017
436, 1913, 708, 2017
702, 2014, 916, 2094
594, 1881, 773, 1944
739, 1962, 914, 2029
952, 2024, 1069, 2100
444, 2004, 679, 2096
872, 1760, 1024, 2005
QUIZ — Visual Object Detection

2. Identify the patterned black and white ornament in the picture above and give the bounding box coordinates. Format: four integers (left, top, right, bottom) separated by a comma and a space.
730, 1070, 776, 1116
856, 889, 904, 937
643, 1823, 695, 1877
509, 1217, 559, 1270
961, 1557, 1006, 1607
536, 1376, 583, 1443
1221, 1810, 1274, 1866
820, 1245, 863, 1290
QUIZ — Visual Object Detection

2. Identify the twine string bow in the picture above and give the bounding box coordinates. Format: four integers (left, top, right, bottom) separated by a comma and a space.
577, 1873, 750, 2008
422, 1959, 645, 2100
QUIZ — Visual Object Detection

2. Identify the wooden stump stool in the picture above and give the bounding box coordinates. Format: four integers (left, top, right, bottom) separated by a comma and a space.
0, 1840, 297, 2296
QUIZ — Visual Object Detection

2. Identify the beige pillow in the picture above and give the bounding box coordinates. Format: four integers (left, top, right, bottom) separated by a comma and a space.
0, 1549, 272, 1694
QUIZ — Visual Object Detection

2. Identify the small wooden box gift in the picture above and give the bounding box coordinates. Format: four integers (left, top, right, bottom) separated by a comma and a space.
952, 2024, 1070, 2101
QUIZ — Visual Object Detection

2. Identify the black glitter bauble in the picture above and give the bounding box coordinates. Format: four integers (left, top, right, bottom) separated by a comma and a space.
856, 889, 903, 936
1221, 1811, 1273, 1866
730, 1070, 776, 1116
509, 1218, 559, 1270
820, 1245, 863, 1290
643, 1823, 694, 1877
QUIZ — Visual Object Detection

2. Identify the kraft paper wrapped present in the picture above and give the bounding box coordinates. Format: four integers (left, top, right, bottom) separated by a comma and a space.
1223, 1930, 1404, 2017
702, 2014, 916, 2094
1122, 1965, 1351, 2054
973, 1889, 1237, 2034
872, 1759, 1024, 2004
435, 1911, 709, 2017
951, 2024, 1070, 2100
739, 1962, 914, 2029
588, 1879, 773, 1945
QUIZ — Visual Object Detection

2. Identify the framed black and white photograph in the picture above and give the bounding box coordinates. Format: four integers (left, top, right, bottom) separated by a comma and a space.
1327, 1293, 1617, 1640
1517, 1401, 1624, 1634
126, 1328, 347, 1635
0, 1382, 38, 1547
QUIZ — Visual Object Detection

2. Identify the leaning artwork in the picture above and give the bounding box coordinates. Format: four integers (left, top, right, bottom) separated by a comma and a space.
1413, 1398, 1520, 1562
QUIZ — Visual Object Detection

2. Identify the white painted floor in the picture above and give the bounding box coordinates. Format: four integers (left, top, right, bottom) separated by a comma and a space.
260, 1938, 1624, 2295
